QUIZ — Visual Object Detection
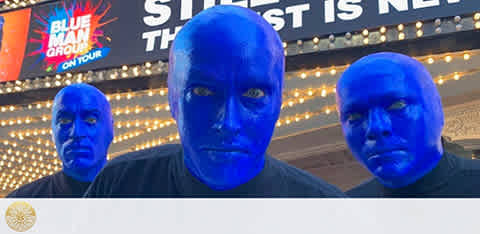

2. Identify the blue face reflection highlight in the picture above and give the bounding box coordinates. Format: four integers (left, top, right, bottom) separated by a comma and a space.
52, 84, 113, 182
336, 52, 444, 188
168, 5, 284, 190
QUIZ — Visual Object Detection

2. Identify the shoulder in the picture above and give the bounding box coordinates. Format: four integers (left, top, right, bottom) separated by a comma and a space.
346, 178, 380, 197
451, 153, 480, 176
7, 173, 57, 198
84, 144, 181, 197
266, 156, 345, 197
105, 144, 181, 171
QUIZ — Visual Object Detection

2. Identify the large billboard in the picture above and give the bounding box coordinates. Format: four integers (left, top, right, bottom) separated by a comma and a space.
0, 8, 31, 82
0, 0, 478, 81
20, 0, 117, 76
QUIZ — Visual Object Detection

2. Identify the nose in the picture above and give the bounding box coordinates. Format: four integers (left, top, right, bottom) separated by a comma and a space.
213, 97, 241, 139
366, 108, 392, 141
69, 118, 87, 140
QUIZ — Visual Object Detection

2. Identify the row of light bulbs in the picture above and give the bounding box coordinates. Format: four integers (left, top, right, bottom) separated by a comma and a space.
133, 103, 338, 151
0, 61, 167, 95
1, 0, 41, 10
4, 66, 479, 148
9, 128, 52, 139
134, 133, 180, 151
1, 81, 335, 128
293, 50, 477, 82
435, 68, 480, 85
0, 87, 167, 115
129, 66, 480, 151
0, 48, 476, 120
6, 84, 333, 143
285, 13, 480, 56
113, 119, 176, 144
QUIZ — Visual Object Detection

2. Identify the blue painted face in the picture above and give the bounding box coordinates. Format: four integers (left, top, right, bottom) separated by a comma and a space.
336, 52, 444, 188
52, 84, 113, 182
168, 6, 284, 190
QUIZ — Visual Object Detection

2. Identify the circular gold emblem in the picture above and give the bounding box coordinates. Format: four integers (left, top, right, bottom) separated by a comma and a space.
5, 201, 36, 232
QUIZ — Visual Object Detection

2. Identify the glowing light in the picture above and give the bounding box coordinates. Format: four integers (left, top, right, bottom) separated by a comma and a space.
321, 89, 327, 97
380, 26, 386, 34
464, 53, 471, 60
416, 21, 423, 29
454, 73, 460, 80
362, 29, 369, 37
398, 32, 405, 40
444, 55, 452, 63
329, 69, 337, 76
416, 30, 423, 37
427, 57, 434, 64
475, 13, 480, 21
397, 24, 404, 31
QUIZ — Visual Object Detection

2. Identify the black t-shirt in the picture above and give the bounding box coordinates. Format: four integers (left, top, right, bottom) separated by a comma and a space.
7, 171, 91, 198
347, 152, 480, 198
85, 144, 345, 198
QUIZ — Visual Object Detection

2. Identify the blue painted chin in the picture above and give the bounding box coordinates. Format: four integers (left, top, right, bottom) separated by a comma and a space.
52, 83, 113, 182
168, 5, 284, 191
336, 52, 444, 188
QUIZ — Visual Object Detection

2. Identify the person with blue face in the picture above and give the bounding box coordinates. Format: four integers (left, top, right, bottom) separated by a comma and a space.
8, 84, 113, 198
337, 52, 480, 197
85, 5, 344, 198
0, 16, 4, 51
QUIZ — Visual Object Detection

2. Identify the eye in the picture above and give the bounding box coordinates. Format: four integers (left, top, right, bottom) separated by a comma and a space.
388, 100, 407, 110
58, 118, 71, 125
242, 88, 265, 99
347, 113, 362, 122
85, 117, 97, 124
192, 87, 214, 96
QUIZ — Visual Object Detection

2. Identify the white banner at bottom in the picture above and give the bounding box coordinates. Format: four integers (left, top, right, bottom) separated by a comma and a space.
0, 199, 477, 234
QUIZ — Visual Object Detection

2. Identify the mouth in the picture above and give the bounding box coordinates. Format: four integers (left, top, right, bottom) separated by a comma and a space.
65, 145, 91, 153
201, 146, 248, 154
367, 149, 407, 161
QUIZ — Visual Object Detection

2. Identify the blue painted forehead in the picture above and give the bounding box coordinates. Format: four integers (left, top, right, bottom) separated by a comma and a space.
171, 5, 283, 60
338, 52, 435, 93
53, 84, 111, 111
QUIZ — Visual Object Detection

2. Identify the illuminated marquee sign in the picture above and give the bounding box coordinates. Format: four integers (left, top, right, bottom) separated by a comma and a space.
15, 0, 480, 81
27, 0, 115, 73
